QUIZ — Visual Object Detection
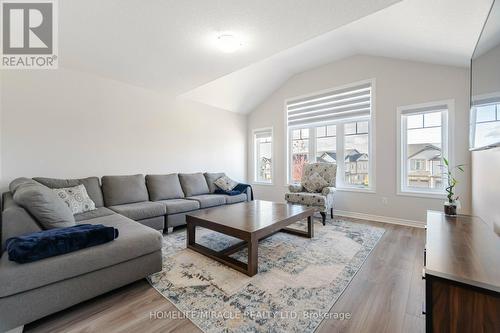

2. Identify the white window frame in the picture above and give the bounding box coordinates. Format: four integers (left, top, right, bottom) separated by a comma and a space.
252, 127, 274, 185
397, 100, 454, 199
284, 79, 376, 193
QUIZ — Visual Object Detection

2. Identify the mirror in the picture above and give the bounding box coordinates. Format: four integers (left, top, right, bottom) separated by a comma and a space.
470, 0, 500, 151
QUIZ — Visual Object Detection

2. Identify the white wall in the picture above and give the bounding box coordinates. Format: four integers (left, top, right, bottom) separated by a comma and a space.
0, 68, 247, 191
247, 55, 470, 223
472, 148, 500, 232
472, 44, 500, 96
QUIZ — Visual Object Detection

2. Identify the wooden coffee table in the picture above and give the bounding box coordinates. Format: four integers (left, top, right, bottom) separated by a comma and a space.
185, 200, 315, 276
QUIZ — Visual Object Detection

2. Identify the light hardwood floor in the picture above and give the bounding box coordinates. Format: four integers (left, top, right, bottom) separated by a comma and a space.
25, 220, 426, 333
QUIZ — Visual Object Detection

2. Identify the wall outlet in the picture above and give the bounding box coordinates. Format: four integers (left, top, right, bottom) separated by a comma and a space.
382, 197, 388, 205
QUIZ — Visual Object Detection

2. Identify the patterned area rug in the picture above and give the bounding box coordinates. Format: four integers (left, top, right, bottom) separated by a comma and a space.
148, 216, 385, 333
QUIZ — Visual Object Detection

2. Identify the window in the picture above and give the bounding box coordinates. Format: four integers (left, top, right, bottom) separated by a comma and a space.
253, 128, 273, 183
411, 159, 426, 171
286, 81, 374, 190
291, 128, 309, 183
344, 121, 369, 186
470, 98, 500, 149
316, 125, 336, 163
398, 102, 450, 196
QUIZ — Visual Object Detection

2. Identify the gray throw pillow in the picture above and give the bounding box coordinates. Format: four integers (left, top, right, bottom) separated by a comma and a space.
52, 184, 96, 214
214, 175, 238, 191
11, 178, 76, 229
9, 177, 38, 194
33, 176, 104, 208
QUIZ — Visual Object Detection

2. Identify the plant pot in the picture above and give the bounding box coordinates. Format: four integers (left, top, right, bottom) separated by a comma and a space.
444, 202, 457, 216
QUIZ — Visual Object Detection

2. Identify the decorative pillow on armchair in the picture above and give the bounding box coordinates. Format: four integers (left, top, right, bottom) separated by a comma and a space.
303, 172, 328, 193
214, 175, 238, 191
53, 184, 96, 214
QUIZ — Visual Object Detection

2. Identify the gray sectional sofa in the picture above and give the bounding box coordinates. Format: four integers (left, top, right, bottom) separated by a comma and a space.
0, 172, 248, 331
98, 172, 249, 232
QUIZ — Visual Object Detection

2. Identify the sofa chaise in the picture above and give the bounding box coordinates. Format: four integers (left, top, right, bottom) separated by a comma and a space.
0, 171, 247, 331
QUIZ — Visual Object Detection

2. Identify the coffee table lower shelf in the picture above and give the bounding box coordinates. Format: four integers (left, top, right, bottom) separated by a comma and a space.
186, 215, 314, 277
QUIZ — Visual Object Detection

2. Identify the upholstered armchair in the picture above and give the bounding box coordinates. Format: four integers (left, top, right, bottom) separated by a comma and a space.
284, 162, 336, 225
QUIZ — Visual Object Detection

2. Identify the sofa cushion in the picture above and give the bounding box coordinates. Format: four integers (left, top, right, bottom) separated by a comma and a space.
9, 177, 39, 194
285, 192, 327, 207
108, 201, 166, 221
157, 199, 200, 215
186, 194, 226, 208
0, 213, 162, 298
74, 207, 115, 222
137, 216, 165, 231
33, 177, 105, 207
52, 185, 96, 214
146, 174, 185, 201
204, 172, 225, 193
11, 178, 76, 229
166, 213, 189, 228
179, 173, 210, 197
225, 193, 248, 204
101, 174, 149, 206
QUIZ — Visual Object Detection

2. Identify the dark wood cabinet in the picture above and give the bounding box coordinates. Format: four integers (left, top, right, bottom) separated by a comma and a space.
424, 211, 500, 332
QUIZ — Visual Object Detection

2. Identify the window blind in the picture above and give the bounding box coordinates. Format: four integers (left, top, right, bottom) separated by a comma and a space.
254, 129, 272, 139
400, 104, 448, 115
286, 82, 372, 127
471, 96, 500, 107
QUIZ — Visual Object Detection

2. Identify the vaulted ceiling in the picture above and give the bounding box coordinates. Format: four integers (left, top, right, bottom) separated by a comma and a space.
59, 0, 493, 113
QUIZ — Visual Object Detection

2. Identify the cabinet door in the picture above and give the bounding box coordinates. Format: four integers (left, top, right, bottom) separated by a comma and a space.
429, 277, 500, 333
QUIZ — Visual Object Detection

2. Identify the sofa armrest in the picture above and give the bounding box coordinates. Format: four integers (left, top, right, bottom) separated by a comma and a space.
321, 186, 336, 196
288, 184, 303, 193
245, 186, 252, 201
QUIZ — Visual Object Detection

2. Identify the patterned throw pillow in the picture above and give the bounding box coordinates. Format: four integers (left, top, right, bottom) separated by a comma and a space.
303, 172, 328, 193
214, 175, 238, 191
52, 184, 96, 215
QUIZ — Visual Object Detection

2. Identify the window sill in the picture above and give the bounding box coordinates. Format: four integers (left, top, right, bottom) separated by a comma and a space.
336, 187, 376, 194
284, 184, 375, 194
252, 182, 274, 186
397, 190, 446, 199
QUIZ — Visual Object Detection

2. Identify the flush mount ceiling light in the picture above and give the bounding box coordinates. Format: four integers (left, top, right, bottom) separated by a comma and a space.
216, 34, 243, 53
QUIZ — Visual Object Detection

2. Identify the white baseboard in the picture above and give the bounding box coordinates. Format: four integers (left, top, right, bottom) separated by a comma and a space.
333, 209, 425, 228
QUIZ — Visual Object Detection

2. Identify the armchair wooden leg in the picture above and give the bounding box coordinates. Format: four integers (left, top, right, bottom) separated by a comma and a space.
320, 212, 326, 226
331, 208, 334, 219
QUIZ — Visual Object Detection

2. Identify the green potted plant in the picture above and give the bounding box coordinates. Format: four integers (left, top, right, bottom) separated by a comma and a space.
443, 157, 464, 216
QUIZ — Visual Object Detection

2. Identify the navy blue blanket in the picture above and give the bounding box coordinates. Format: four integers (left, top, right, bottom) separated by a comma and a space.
6, 224, 119, 264
214, 189, 241, 196
214, 183, 254, 200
